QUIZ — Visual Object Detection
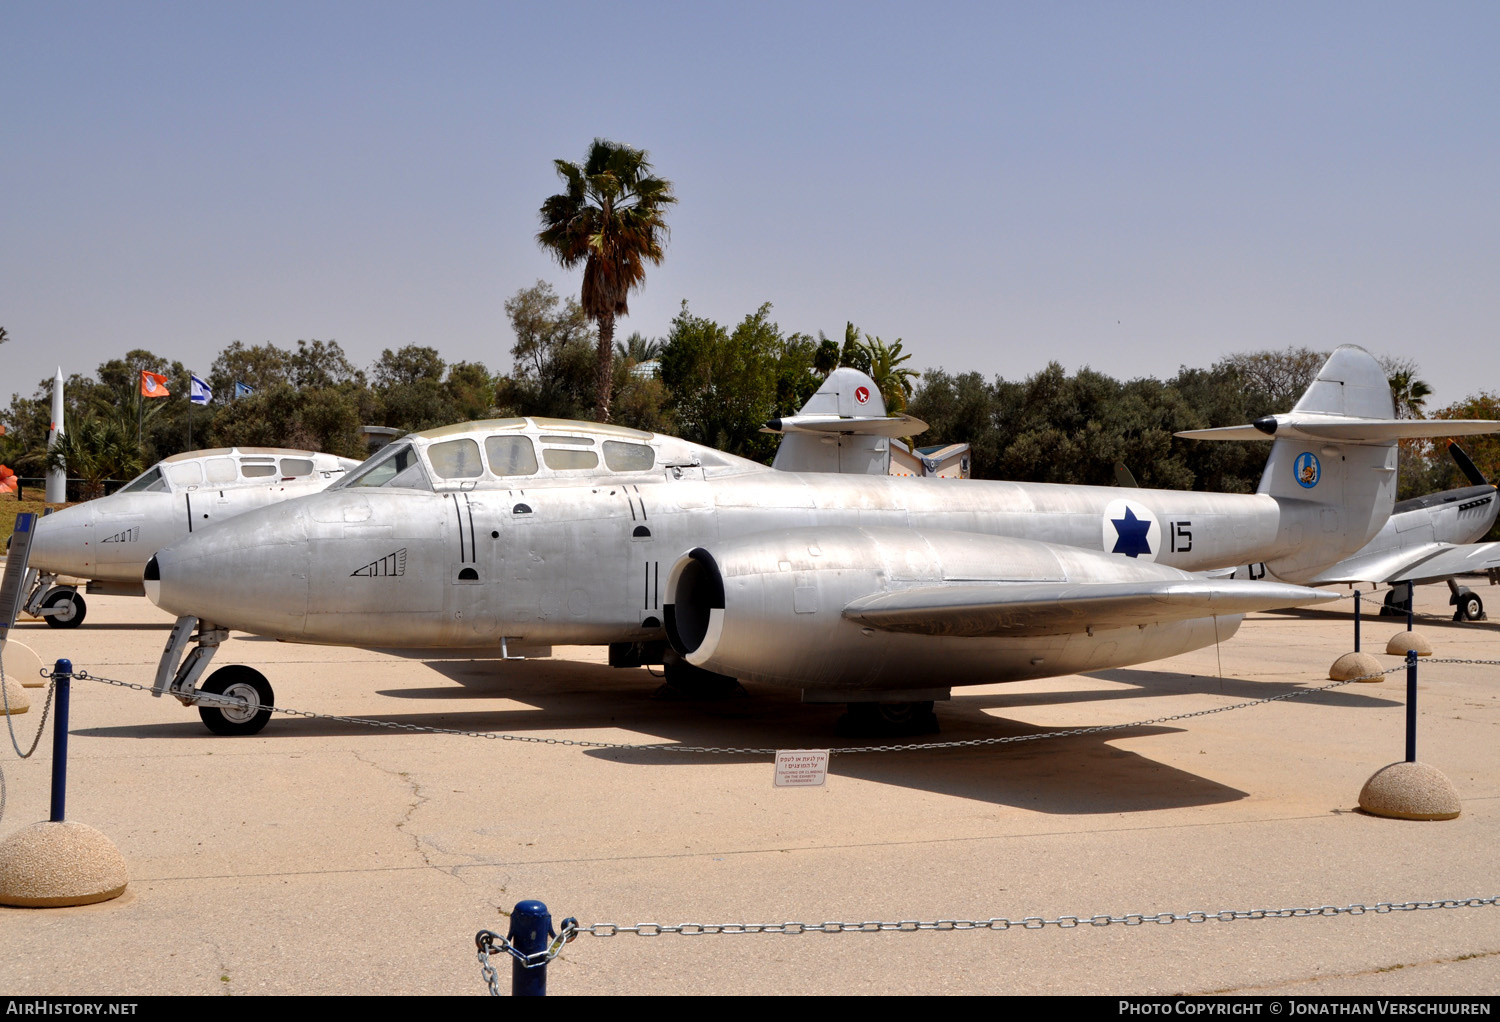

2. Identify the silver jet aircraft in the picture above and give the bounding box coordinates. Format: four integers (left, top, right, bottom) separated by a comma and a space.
145, 346, 1499, 736
22, 447, 360, 627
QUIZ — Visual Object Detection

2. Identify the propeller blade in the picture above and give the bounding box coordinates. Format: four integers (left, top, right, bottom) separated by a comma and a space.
1448, 442, 1489, 487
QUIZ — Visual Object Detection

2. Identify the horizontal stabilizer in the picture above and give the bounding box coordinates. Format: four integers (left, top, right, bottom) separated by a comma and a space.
762, 413, 928, 438
843, 579, 1337, 638
1178, 414, 1500, 443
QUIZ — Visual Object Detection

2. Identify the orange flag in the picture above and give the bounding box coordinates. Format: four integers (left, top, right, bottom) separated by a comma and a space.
140, 370, 171, 398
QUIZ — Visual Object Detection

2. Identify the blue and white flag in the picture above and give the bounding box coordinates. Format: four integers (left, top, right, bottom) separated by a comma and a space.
190, 373, 213, 406
234, 381, 255, 399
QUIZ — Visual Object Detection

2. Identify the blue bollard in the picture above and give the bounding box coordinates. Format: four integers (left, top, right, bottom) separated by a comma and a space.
509, 899, 553, 996
50, 658, 72, 822
1354, 589, 1361, 652
1405, 582, 1415, 632
1405, 649, 1418, 764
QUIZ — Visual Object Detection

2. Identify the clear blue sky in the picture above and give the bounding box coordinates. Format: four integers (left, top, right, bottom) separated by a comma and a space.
3, 1, 1497, 411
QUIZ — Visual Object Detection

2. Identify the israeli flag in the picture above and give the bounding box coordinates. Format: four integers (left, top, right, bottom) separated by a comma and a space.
190, 374, 213, 406
234, 381, 255, 399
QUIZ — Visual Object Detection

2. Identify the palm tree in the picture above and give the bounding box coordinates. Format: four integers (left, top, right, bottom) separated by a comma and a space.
1387, 367, 1432, 420
538, 139, 676, 422
45, 416, 143, 500
858, 334, 919, 413
615, 331, 663, 365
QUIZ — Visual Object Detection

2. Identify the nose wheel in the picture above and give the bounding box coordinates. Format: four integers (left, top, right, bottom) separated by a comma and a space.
197, 666, 274, 736
40, 587, 86, 629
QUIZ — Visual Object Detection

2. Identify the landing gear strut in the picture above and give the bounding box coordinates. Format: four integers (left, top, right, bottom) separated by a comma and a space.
153, 615, 275, 736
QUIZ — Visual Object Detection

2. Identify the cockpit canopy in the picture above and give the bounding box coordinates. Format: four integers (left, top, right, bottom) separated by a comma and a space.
335, 417, 761, 492
117, 448, 357, 494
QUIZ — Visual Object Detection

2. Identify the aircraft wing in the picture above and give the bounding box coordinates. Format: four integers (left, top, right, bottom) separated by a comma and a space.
842, 579, 1337, 638
1308, 542, 1500, 585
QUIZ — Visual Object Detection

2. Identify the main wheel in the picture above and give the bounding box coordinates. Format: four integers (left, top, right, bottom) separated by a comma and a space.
836, 700, 940, 738
1381, 588, 1412, 618
197, 666, 274, 736
41, 588, 86, 629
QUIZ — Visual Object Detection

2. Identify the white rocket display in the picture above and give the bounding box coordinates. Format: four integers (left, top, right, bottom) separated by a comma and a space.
46, 366, 65, 503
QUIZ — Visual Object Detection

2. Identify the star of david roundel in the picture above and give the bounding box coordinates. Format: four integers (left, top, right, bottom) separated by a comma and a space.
1101, 499, 1160, 561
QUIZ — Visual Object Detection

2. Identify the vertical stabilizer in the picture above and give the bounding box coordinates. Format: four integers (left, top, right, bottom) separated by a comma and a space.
1257, 346, 1397, 578
767, 369, 927, 474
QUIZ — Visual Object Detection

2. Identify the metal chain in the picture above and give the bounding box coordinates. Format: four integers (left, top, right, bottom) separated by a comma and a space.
570, 895, 1500, 938
475, 896, 1498, 991
0, 660, 60, 827
69, 665, 1404, 758
1, 662, 58, 759
476, 920, 579, 996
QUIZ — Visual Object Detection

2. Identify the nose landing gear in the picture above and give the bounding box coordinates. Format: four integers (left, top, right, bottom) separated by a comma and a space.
154, 615, 275, 736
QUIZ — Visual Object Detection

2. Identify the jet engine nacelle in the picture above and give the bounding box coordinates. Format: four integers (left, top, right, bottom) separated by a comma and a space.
664, 526, 1245, 695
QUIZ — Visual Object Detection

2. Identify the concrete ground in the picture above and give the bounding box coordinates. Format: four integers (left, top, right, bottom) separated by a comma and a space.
0, 581, 1496, 996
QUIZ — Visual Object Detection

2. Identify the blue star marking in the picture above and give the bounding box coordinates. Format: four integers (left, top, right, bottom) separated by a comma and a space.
1111, 507, 1153, 558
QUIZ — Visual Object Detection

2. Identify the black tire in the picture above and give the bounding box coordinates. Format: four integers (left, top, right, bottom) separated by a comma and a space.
1380, 588, 1412, 618
197, 666, 274, 736
1457, 592, 1484, 622
41, 588, 86, 629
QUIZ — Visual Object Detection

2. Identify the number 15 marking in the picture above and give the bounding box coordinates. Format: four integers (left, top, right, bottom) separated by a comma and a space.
1168, 521, 1193, 553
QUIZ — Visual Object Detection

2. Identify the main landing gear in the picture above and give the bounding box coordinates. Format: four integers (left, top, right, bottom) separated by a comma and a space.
1448, 580, 1485, 622
1380, 581, 1486, 623
836, 700, 940, 738
153, 615, 275, 736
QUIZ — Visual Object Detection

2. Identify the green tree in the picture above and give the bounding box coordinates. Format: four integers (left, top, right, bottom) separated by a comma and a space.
45, 416, 143, 499
291, 339, 365, 389
659, 302, 785, 460
537, 138, 676, 423
500, 280, 598, 419
210, 341, 293, 397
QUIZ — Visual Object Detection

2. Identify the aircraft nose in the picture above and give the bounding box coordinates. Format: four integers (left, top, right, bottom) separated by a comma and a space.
147, 505, 311, 637
28, 506, 95, 577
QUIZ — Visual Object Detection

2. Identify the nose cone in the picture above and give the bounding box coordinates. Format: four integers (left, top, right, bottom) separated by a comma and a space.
28, 505, 96, 577
148, 501, 311, 638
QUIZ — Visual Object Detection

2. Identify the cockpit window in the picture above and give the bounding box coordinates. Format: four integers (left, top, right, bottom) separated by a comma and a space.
166, 462, 203, 488
542, 448, 599, 470
427, 438, 483, 479
279, 458, 315, 478
118, 466, 169, 494
240, 457, 277, 478
338, 443, 433, 491
603, 441, 655, 472
204, 458, 237, 484
485, 436, 538, 476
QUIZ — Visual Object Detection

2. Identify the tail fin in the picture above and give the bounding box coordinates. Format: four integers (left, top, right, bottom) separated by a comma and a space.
764, 368, 928, 474
1179, 345, 1500, 581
